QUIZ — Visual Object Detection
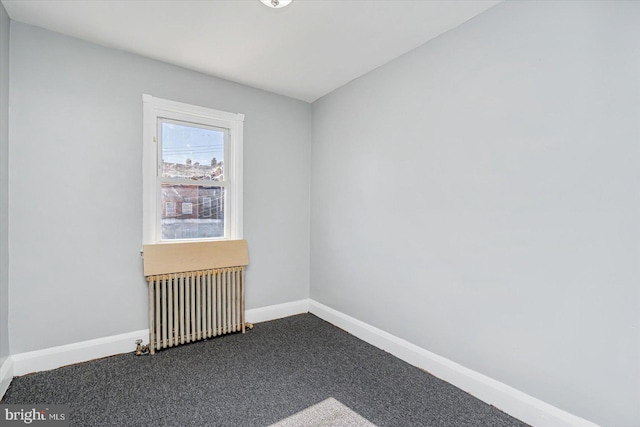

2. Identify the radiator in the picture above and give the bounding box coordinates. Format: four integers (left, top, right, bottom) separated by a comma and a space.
146, 267, 245, 354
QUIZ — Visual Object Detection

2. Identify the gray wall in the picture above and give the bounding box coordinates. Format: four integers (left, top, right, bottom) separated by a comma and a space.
8, 23, 311, 354
310, 1, 639, 426
0, 1, 9, 366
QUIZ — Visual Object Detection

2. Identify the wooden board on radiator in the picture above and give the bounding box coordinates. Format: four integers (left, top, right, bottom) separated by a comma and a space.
143, 240, 249, 276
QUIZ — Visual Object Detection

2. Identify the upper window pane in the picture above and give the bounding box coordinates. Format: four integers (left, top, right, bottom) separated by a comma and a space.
160, 119, 225, 181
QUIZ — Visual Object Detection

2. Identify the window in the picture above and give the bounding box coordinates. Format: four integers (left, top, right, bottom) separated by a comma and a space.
143, 95, 244, 244
181, 202, 193, 215
165, 202, 176, 217
202, 197, 212, 218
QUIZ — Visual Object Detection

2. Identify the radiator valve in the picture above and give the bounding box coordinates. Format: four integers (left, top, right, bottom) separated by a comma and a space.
135, 339, 150, 356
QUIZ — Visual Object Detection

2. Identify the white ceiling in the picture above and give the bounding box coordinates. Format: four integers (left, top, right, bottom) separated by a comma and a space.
1, 0, 500, 103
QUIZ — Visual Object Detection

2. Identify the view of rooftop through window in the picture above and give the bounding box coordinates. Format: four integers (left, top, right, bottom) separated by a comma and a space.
161, 120, 225, 181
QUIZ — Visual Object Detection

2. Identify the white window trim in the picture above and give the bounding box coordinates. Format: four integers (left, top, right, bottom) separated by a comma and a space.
142, 94, 244, 244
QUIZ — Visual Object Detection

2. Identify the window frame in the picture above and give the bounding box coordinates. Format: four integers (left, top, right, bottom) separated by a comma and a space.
142, 94, 244, 244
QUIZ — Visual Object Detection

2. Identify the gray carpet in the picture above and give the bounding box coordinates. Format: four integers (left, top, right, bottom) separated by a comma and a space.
1, 314, 528, 426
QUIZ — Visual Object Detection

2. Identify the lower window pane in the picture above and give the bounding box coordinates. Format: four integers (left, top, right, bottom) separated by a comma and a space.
161, 184, 225, 240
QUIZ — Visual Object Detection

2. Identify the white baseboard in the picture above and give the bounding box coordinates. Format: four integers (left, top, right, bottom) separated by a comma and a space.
309, 300, 599, 427
246, 299, 310, 324
11, 330, 148, 377
6, 300, 310, 378
0, 356, 13, 399
4, 299, 595, 427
